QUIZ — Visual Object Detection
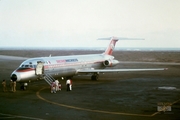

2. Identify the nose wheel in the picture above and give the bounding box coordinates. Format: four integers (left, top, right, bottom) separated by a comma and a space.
20, 83, 28, 90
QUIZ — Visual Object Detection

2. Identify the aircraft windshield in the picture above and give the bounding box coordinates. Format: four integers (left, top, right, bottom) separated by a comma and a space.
20, 64, 34, 68
19, 58, 44, 68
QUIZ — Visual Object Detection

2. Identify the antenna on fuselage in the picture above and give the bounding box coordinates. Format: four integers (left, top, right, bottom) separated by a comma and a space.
49, 54, 51, 57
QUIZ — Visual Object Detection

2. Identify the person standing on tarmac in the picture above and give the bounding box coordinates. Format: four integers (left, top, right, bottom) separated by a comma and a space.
66, 79, 70, 91
10, 80, 14, 92
2, 80, 7, 92
70, 79, 72, 91
13, 80, 16, 92
11, 75, 17, 92
51, 80, 56, 93
55, 79, 59, 91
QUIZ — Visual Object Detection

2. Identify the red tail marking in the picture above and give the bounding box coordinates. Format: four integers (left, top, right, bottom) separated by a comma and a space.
104, 39, 118, 55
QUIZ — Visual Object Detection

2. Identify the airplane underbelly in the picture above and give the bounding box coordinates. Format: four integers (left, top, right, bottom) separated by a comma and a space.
45, 67, 76, 78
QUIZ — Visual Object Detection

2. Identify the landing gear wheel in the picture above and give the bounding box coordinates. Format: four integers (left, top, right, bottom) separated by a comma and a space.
20, 83, 28, 90
91, 75, 99, 81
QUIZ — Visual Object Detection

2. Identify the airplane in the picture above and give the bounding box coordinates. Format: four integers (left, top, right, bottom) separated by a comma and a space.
10, 37, 167, 88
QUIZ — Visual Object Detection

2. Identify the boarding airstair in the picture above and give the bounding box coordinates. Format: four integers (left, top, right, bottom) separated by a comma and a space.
43, 74, 56, 86
35, 61, 56, 86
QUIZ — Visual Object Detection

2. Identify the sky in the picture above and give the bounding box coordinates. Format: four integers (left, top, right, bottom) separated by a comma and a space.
0, 0, 180, 48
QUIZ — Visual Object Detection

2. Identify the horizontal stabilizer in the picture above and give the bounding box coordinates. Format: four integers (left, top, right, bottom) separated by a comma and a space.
97, 37, 144, 40
101, 36, 144, 55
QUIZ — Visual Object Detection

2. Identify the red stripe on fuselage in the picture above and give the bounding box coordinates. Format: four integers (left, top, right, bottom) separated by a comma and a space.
16, 68, 35, 72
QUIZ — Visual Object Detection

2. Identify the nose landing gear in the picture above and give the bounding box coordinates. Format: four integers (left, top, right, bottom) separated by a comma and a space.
20, 83, 28, 90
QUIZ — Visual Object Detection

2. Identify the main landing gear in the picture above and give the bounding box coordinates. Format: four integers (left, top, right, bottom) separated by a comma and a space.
91, 73, 99, 81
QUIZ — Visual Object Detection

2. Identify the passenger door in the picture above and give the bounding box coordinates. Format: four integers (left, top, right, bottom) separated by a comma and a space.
35, 61, 44, 75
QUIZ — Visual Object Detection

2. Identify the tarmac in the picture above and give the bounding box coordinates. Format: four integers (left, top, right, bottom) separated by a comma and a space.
0, 51, 180, 120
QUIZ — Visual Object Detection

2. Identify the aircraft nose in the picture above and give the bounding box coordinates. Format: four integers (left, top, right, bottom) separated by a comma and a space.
11, 74, 17, 81
11, 73, 20, 81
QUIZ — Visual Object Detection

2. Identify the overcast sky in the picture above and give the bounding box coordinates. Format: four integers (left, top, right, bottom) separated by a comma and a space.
0, 0, 180, 48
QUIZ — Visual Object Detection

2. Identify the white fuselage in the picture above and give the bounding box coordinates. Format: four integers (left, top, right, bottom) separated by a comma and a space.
11, 53, 117, 82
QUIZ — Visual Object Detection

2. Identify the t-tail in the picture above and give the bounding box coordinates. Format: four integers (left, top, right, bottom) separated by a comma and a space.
98, 37, 144, 55
104, 37, 118, 55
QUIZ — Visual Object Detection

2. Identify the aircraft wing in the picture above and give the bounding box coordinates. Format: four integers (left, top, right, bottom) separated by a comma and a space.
77, 68, 168, 73
119, 61, 180, 65
0, 55, 28, 60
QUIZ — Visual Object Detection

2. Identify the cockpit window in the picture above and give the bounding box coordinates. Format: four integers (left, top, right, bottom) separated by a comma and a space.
20, 64, 34, 68
25, 65, 29, 68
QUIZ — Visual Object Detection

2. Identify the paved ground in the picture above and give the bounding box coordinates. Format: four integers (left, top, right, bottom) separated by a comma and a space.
0, 50, 180, 120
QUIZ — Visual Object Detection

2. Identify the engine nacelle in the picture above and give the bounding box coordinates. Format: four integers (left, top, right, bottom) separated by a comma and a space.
103, 59, 119, 67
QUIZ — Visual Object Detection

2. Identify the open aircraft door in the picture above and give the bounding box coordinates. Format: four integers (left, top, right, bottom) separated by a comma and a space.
35, 61, 44, 75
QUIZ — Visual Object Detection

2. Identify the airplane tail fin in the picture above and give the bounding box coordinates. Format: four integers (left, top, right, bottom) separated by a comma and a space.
104, 37, 118, 55
98, 37, 144, 55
